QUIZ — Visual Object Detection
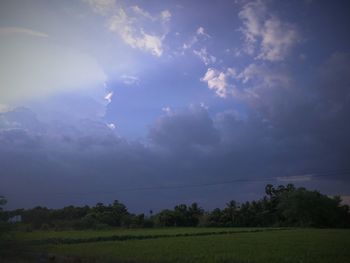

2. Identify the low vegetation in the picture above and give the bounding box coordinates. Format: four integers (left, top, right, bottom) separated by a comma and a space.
16, 228, 350, 263
48, 229, 350, 263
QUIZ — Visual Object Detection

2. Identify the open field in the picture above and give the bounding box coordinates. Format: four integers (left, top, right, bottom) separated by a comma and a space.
14, 227, 268, 242
4, 228, 350, 263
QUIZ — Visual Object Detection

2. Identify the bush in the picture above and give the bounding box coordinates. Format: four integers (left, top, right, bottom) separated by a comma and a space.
41, 223, 50, 231
0, 222, 12, 238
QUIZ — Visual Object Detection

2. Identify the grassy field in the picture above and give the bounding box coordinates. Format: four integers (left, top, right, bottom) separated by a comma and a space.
14, 227, 267, 242
5, 228, 350, 263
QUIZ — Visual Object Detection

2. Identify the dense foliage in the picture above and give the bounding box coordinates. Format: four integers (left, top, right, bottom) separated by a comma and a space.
0, 196, 11, 238
3, 184, 350, 230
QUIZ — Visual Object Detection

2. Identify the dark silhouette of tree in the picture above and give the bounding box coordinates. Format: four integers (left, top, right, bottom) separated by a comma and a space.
5, 184, 350, 229
223, 200, 239, 226
156, 209, 176, 227
277, 188, 350, 227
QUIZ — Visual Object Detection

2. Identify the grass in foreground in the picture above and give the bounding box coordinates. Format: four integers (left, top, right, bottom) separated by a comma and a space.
14, 227, 267, 242
46, 229, 350, 263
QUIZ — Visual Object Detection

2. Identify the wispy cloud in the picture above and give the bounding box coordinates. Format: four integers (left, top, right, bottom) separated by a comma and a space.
193, 48, 216, 65
160, 10, 172, 22
0, 104, 10, 113
276, 175, 313, 182
83, 1, 170, 57
0, 27, 48, 38
131, 6, 171, 23
237, 63, 290, 89
162, 106, 174, 116
108, 7, 170, 57
182, 27, 210, 50
120, 75, 139, 85
107, 122, 116, 130
82, 0, 116, 15
196, 27, 210, 38
239, 0, 300, 61
104, 91, 113, 104
131, 5, 154, 20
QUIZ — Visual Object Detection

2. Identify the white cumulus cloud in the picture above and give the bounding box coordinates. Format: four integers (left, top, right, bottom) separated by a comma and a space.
202, 63, 290, 99
201, 68, 236, 98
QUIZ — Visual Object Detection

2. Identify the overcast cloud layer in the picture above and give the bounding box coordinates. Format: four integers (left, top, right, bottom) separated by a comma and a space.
0, 0, 350, 211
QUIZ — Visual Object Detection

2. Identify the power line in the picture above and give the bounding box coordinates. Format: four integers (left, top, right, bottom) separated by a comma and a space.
2, 169, 350, 198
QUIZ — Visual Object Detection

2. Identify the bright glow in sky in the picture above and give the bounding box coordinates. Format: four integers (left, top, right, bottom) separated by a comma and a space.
1, 0, 350, 211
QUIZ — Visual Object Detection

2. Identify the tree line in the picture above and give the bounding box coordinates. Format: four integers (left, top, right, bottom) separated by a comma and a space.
1, 184, 349, 231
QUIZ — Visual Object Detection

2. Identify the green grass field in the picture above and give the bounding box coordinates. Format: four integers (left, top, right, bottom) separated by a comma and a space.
14, 227, 266, 241
6, 228, 350, 263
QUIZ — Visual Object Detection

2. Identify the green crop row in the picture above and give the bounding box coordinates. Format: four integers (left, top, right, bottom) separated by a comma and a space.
48, 229, 350, 263
29, 228, 288, 245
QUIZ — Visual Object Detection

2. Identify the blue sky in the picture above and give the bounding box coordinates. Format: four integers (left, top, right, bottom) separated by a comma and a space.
1, 0, 350, 211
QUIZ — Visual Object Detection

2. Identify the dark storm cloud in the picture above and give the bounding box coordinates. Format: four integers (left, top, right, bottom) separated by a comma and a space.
1, 53, 350, 211
147, 52, 350, 187
0, 128, 42, 149
149, 106, 220, 149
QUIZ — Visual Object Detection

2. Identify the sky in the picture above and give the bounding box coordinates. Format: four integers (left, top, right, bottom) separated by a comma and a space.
0, 0, 350, 212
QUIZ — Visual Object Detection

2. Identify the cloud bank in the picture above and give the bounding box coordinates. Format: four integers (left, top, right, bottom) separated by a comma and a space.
1, 51, 350, 210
